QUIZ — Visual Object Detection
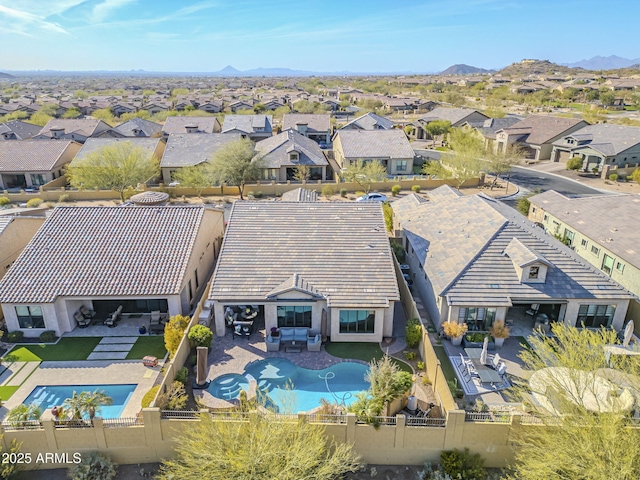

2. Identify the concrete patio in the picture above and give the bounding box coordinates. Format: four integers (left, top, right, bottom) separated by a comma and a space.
64, 313, 164, 337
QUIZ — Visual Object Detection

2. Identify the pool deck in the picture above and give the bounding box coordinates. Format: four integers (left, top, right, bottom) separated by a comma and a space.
1, 360, 162, 419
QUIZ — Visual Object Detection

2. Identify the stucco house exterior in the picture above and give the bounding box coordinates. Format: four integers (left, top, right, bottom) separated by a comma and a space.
0, 140, 81, 190
0, 205, 225, 337
221, 115, 273, 141
209, 202, 400, 343
254, 129, 328, 182
392, 186, 633, 332
282, 114, 331, 145
332, 129, 415, 175
408, 107, 489, 141
338, 113, 394, 131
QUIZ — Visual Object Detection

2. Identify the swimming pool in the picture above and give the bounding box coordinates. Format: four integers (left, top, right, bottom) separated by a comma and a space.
208, 358, 369, 413
23, 384, 136, 419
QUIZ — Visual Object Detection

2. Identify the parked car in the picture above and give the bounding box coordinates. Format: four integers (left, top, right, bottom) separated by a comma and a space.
402, 273, 413, 287
318, 142, 329, 149
355, 193, 387, 202
399, 264, 410, 273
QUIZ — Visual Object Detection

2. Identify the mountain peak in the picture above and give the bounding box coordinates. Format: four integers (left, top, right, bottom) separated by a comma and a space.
439, 64, 493, 75
218, 65, 240, 73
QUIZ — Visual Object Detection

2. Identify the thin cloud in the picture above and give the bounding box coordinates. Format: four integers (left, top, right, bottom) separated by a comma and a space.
92, 0, 137, 22
0, 4, 69, 35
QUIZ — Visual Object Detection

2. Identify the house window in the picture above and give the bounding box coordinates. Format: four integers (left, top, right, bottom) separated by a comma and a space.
616, 262, 625, 273
195, 269, 199, 289
289, 152, 299, 162
591, 245, 600, 256
31, 174, 46, 186
263, 169, 278, 181
552, 220, 560, 233
458, 307, 496, 331
339, 310, 375, 334
577, 304, 616, 328
277, 306, 312, 328
543, 215, 549, 222
563, 229, 574, 246
529, 266, 540, 279
532, 207, 537, 214
581, 239, 588, 248
396, 160, 408, 172
601, 255, 614, 275
188, 280, 193, 302
15, 306, 45, 329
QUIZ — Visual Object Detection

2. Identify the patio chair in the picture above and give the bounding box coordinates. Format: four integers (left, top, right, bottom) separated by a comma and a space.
150, 310, 161, 324
307, 333, 321, 352
104, 312, 118, 327
492, 353, 501, 370
79, 305, 95, 319
75, 311, 91, 328
497, 362, 507, 380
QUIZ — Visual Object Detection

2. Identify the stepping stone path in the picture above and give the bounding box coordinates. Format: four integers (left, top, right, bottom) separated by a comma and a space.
87, 337, 137, 360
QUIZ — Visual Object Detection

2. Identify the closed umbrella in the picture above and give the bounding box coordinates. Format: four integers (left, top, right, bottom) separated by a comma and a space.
623, 320, 635, 348
480, 336, 489, 365
195, 346, 210, 388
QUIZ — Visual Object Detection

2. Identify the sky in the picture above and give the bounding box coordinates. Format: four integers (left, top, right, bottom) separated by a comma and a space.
1, 0, 639, 73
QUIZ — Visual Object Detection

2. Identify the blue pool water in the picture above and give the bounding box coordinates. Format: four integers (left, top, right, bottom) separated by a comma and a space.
23, 384, 136, 419
208, 358, 369, 413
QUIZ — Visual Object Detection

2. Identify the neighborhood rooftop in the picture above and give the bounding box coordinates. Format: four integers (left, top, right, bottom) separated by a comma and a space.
72, 137, 162, 162
161, 133, 241, 168
335, 129, 414, 159
0, 140, 77, 172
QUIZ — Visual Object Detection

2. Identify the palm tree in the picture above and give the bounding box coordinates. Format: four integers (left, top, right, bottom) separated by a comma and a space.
62, 391, 84, 420
7, 404, 41, 426
79, 390, 113, 420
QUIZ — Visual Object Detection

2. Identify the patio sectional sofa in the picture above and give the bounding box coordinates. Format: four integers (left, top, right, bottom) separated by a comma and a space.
266, 327, 321, 352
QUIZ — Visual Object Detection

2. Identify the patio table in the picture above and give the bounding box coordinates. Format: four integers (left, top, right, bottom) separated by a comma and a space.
465, 348, 503, 384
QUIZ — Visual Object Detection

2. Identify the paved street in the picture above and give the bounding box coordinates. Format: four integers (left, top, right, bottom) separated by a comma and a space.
508, 166, 603, 197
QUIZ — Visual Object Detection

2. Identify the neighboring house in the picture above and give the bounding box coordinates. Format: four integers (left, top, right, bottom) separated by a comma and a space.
0, 205, 225, 337
209, 202, 400, 342
35, 119, 119, 143
494, 116, 589, 161
408, 107, 490, 141
197, 100, 224, 114
112, 103, 138, 117
461, 117, 522, 150
221, 115, 273, 141
0, 140, 81, 189
528, 190, 640, 324
71, 138, 165, 169
281, 187, 319, 202
333, 129, 415, 175
254, 129, 329, 182
282, 114, 331, 145
113, 118, 163, 138
161, 116, 221, 139
339, 112, 395, 131
392, 186, 633, 332
142, 102, 171, 114
549, 123, 640, 169
160, 133, 241, 184
0, 120, 41, 140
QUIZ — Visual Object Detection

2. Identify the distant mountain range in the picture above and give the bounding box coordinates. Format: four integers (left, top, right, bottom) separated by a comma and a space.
497, 59, 577, 76
439, 64, 494, 75
0, 72, 13, 79
562, 55, 640, 70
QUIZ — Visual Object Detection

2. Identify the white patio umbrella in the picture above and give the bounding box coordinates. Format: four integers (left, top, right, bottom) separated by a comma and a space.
623, 320, 635, 347
480, 336, 489, 365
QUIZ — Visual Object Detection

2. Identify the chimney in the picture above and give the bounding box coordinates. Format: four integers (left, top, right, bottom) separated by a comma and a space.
50, 126, 65, 139
295, 122, 308, 136
184, 124, 198, 134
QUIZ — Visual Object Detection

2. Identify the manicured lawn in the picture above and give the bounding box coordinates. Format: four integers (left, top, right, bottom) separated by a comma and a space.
432, 344, 457, 382
6, 337, 102, 362
325, 342, 413, 373
0, 385, 19, 401
126, 336, 167, 360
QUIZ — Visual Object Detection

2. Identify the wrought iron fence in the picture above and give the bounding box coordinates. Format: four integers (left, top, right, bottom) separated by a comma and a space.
464, 411, 512, 423
161, 410, 201, 420
405, 416, 447, 427
1, 420, 43, 431
103, 417, 144, 428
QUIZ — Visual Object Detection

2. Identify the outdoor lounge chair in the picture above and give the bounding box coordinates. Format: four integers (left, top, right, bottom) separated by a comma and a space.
150, 310, 168, 324
492, 353, 501, 370
79, 305, 95, 319
307, 333, 321, 352
75, 311, 91, 328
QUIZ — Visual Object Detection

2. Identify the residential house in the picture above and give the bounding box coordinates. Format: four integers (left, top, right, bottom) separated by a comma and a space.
392, 186, 633, 332
528, 190, 640, 325
549, 123, 640, 169
141, 102, 171, 114
282, 114, 331, 145
0, 140, 81, 189
209, 202, 400, 342
465, 117, 523, 150
71, 138, 165, 172
255, 129, 328, 182
113, 118, 163, 138
338, 112, 395, 131
0, 120, 41, 140
35, 119, 119, 143
160, 133, 241, 184
161, 116, 221, 140
281, 187, 319, 202
408, 107, 490, 141
333, 129, 415, 175
112, 103, 139, 117
221, 115, 273, 142
0, 205, 225, 337
494, 116, 589, 161
226, 100, 254, 113
197, 99, 224, 114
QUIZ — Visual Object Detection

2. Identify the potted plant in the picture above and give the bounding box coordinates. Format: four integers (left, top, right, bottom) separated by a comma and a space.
270, 327, 279, 338
442, 321, 468, 346
489, 320, 510, 347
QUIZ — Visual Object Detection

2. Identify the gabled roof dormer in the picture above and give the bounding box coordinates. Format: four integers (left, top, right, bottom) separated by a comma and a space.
266, 273, 324, 300
504, 238, 553, 284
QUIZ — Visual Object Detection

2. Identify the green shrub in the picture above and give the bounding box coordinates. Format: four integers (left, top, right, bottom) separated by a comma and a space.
6, 331, 24, 343
405, 318, 422, 348
164, 315, 190, 358
417, 361, 425, 370
609, 173, 618, 181
391, 185, 401, 196
516, 196, 531, 216
632, 168, 640, 185
26, 198, 43, 208
187, 325, 213, 349
566, 157, 583, 170
141, 385, 160, 408
58, 194, 70, 203
254, 191, 263, 198
439, 448, 486, 480
68, 451, 118, 480
411, 185, 421, 193
175, 366, 189, 384
157, 381, 188, 410
39, 331, 57, 343
339, 188, 347, 197
321, 184, 336, 197
0, 197, 10, 206
403, 350, 417, 361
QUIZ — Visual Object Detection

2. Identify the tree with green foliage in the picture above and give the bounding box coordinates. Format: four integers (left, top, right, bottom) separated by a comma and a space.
422, 160, 452, 180
506, 324, 640, 480
429, 128, 484, 189
632, 168, 640, 186
7, 404, 41, 425
364, 354, 413, 416
208, 138, 264, 200
382, 202, 393, 232
599, 90, 617, 107
0, 434, 23, 479
66, 141, 159, 201
424, 120, 452, 148
341, 159, 387, 193
566, 156, 584, 170
164, 315, 191, 358
62, 107, 82, 119
516, 196, 531, 216
292, 164, 310, 182
187, 325, 213, 349
79, 390, 113, 420
91, 108, 116, 126
172, 163, 211, 197
486, 144, 523, 190
157, 412, 360, 480
68, 451, 118, 480
73, 89, 89, 99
